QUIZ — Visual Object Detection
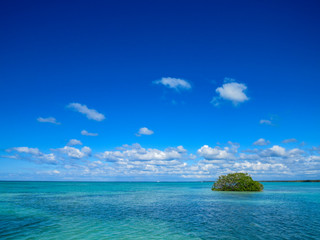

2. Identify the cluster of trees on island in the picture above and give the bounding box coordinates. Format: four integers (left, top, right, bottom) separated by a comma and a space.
212, 173, 264, 191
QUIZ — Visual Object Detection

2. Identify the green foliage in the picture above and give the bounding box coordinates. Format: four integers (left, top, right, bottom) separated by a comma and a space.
212, 173, 264, 191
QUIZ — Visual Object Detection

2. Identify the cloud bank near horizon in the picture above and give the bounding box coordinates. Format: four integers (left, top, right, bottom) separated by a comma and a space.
3, 140, 319, 181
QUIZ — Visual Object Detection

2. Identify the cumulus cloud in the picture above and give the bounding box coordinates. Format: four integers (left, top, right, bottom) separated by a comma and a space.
308, 155, 320, 161
94, 142, 315, 179
153, 77, 191, 91
197, 145, 235, 160
67, 139, 82, 146
287, 148, 305, 157
97, 144, 188, 162
55, 146, 91, 159
5, 141, 320, 181
67, 103, 105, 121
253, 138, 270, 146
258, 145, 304, 158
263, 145, 286, 157
282, 138, 298, 144
211, 79, 249, 106
136, 127, 154, 136
37, 117, 60, 124
7, 147, 57, 164
234, 161, 287, 171
81, 130, 98, 136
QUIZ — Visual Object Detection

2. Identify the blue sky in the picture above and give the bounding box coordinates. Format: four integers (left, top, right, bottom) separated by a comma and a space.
1, 0, 320, 181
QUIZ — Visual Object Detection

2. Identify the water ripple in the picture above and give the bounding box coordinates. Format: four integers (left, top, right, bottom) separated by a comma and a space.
0, 182, 320, 239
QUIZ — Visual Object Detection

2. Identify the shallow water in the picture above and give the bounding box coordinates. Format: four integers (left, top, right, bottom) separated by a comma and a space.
1, 182, 320, 239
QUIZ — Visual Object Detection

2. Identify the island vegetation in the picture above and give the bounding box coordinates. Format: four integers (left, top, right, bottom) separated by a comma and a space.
260, 180, 320, 182
212, 173, 264, 191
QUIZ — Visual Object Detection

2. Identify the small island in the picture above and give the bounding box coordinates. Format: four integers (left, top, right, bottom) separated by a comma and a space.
212, 173, 264, 191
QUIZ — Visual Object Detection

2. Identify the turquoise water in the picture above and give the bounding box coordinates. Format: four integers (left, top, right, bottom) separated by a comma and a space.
1, 182, 320, 239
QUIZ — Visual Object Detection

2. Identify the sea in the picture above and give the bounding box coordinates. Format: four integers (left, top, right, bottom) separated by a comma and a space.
0, 181, 320, 239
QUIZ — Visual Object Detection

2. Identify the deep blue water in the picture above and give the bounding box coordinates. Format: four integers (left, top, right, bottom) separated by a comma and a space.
0, 182, 320, 239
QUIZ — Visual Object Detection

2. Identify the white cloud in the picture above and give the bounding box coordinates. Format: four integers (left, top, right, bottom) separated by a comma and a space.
260, 119, 273, 125
282, 138, 298, 144
81, 130, 98, 136
308, 156, 320, 161
81, 146, 92, 155
67, 103, 105, 121
8, 147, 57, 164
197, 145, 235, 160
287, 148, 304, 156
234, 161, 287, 171
40, 153, 56, 163
212, 79, 249, 106
10, 147, 41, 155
136, 127, 154, 136
253, 138, 270, 146
153, 77, 191, 91
176, 145, 188, 153
37, 117, 60, 124
5, 141, 320, 180
266, 145, 286, 156
259, 145, 305, 159
97, 144, 187, 162
67, 139, 82, 146
55, 146, 91, 159
37, 170, 61, 175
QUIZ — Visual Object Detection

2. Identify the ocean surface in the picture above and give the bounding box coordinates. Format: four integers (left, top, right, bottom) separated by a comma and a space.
0, 182, 320, 240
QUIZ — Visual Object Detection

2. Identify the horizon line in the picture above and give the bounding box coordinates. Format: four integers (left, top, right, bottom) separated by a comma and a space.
1, 180, 320, 183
